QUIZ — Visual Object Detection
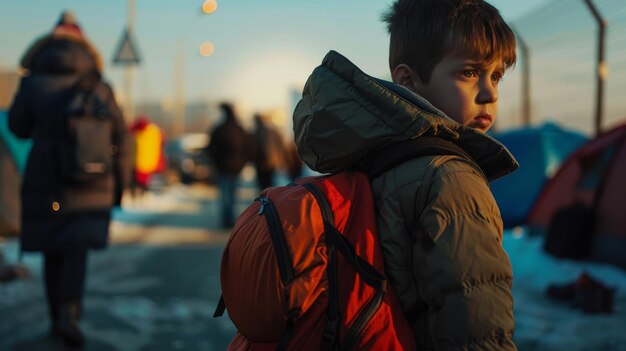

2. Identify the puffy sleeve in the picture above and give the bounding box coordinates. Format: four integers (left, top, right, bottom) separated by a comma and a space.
414, 159, 516, 350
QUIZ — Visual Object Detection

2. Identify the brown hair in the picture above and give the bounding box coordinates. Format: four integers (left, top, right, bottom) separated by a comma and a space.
382, 0, 516, 83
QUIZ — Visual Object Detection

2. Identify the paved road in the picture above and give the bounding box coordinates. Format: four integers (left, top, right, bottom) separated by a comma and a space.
0, 182, 257, 351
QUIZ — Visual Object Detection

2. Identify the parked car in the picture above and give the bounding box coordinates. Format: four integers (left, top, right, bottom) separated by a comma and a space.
164, 133, 215, 184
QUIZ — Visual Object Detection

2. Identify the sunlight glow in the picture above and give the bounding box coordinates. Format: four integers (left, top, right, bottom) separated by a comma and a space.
222, 52, 314, 114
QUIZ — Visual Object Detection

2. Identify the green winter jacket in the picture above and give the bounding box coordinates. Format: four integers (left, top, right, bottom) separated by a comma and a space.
294, 51, 519, 350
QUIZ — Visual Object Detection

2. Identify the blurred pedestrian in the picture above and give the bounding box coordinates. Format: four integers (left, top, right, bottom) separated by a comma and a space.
284, 139, 304, 182
251, 113, 287, 190
207, 103, 252, 228
8, 11, 130, 348
129, 115, 166, 202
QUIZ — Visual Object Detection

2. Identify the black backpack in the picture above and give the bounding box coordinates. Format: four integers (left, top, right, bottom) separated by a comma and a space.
60, 77, 114, 183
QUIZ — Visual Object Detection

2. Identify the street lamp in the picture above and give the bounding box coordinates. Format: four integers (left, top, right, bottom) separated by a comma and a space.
199, 42, 215, 57
202, 0, 218, 14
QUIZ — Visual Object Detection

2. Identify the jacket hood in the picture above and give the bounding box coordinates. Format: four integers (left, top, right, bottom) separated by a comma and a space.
293, 50, 518, 181
20, 32, 103, 74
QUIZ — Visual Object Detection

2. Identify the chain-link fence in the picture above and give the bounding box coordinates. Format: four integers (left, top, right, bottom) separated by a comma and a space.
498, 0, 626, 135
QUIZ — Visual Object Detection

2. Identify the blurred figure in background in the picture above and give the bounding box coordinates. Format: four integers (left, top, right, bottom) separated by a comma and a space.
284, 139, 304, 182
207, 103, 252, 228
251, 113, 287, 190
8, 11, 130, 348
129, 115, 166, 202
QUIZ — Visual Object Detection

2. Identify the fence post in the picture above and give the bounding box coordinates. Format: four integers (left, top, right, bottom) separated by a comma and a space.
583, 0, 607, 137
516, 30, 531, 127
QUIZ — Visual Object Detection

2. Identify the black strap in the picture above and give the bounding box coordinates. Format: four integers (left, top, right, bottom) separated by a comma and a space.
361, 136, 478, 179
303, 183, 341, 351
276, 310, 299, 351
68, 72, 104, 116
326, 227, 386, 290
304, 182, 389, 351
304, 183, 386, 291
213, 294, 226, 318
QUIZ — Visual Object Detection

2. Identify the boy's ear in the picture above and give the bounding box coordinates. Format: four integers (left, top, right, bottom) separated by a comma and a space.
392, 64, 419, 92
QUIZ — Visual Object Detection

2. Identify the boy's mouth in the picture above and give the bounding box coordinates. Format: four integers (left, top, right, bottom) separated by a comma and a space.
472, 114, 493, 130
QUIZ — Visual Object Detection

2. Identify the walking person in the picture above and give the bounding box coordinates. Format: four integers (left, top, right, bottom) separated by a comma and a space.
129, 115, 166, 203
8, 11, 130, 348
251, 113, 287, 190
207, 103, 252, 228
293, 0, 518, 349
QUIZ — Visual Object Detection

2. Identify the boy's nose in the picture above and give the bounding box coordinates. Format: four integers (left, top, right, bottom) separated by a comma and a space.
477, 81, 498, 104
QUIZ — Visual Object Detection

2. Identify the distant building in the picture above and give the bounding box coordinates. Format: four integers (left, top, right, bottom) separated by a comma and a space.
0, 68, 19, 110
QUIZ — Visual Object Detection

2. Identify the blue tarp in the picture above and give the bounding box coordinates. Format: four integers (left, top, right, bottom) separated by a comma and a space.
490, 123, 588, 228
0, 110, 31, 174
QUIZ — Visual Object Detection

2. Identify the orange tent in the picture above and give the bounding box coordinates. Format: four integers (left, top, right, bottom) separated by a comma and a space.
527, 122, 626, 269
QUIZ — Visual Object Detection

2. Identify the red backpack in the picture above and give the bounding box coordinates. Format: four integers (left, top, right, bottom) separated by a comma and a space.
214, 137, 476, 350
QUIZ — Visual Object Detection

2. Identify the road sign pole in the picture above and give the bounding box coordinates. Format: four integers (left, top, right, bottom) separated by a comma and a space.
125, 66, 135, 125
173, 51, 186, 137
125, 0, 136, 124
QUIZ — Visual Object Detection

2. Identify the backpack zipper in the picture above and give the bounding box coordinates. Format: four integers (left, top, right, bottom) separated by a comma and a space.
258, 196, 295, 285
343, 289, 385, 350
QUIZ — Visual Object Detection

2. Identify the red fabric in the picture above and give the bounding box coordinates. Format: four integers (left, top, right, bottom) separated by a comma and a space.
134, 171, 150, 188
221, 172, 415, 350
130, 116, 150, 132
527, 123, 626, 227
155, 138, 167, 173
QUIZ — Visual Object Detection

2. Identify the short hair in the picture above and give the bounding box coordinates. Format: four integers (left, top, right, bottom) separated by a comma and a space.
382, 0, 517, 83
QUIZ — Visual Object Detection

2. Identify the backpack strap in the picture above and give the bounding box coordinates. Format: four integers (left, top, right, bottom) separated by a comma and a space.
303, 182, 388, 351
67, 72, 107, 119
213, 295, 226, 318
303, 183, 341, 351
275, 309, 300, 351
361, 136, 479, 179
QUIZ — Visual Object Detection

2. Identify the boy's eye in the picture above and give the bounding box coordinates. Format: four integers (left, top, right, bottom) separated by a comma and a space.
491, 73, 503, 83
462, 70, 478, 78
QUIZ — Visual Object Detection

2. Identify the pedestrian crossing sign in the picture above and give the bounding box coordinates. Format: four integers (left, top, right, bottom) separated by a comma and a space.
113, 28, 141, 65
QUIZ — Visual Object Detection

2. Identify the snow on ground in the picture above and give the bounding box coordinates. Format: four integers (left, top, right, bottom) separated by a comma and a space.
504, 229, 626, 351
2, 181, 625, 350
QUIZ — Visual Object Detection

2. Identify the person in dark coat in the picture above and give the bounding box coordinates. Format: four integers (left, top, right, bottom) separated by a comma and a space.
207, 102, 251, 228
251, 113, 287, 190
8, 11, 130, 348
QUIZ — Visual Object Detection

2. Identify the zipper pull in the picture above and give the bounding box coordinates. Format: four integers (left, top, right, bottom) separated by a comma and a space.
258, 197, 268, 215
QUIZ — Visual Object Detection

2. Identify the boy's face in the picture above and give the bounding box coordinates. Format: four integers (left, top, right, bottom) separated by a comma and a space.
394, 52, 505, 133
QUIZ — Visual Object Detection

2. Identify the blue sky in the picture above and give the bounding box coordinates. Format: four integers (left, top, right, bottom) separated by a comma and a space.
0, 0, 549, 114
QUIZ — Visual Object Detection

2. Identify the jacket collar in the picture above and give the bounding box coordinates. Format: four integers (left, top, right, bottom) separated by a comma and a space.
294, 50, 518, 181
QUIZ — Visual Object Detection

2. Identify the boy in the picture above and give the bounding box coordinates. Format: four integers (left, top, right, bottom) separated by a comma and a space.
293, 0, 518, 349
